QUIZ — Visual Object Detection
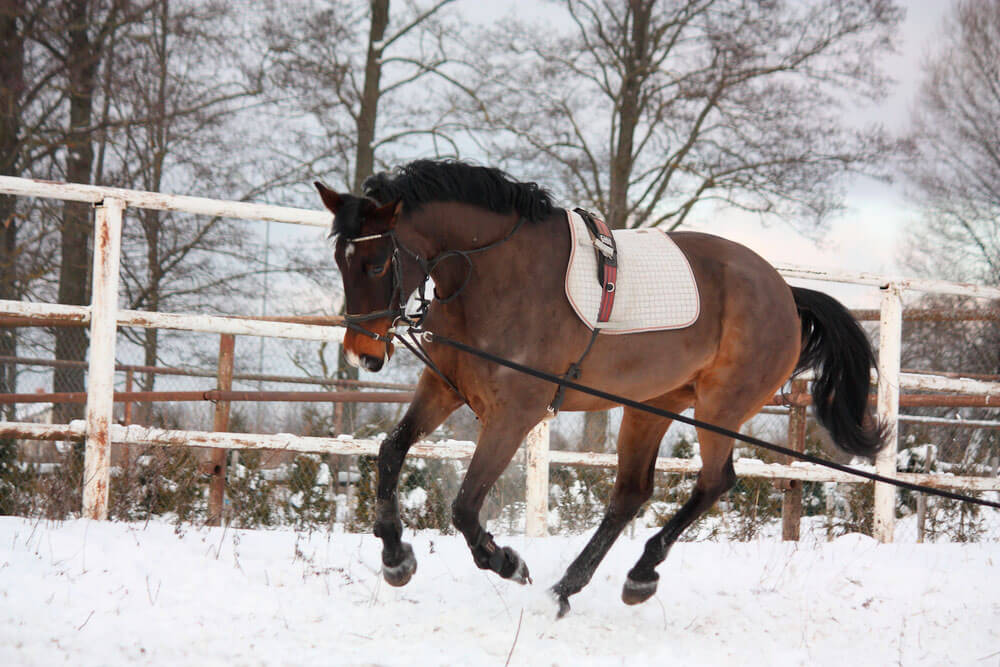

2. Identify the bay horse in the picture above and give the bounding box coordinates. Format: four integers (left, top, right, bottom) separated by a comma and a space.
315, 159, 883, 616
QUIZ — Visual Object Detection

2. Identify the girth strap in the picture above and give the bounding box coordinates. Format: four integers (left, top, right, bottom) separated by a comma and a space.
548, 327, 601, 415
573, 208, 617, 323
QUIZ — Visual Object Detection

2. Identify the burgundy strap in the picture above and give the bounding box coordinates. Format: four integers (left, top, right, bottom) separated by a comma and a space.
591, 216, 617, 323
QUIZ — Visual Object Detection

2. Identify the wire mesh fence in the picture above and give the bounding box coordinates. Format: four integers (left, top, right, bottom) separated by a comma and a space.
1, 324, 998, 543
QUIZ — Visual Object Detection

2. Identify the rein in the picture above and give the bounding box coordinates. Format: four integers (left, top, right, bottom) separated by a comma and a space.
338, 217, 1000, 512
422, 331, 1000, 512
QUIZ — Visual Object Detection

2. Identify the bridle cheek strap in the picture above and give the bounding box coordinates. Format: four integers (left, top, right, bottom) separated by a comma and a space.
340, 216, 528, 400
342, 215, 528, 341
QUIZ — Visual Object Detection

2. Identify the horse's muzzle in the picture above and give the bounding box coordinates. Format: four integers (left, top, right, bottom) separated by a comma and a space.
360, 354, 384, 372
343, 318, 394, 372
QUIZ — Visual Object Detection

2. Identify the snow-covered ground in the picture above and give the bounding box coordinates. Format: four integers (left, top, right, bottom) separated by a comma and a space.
1, 518, 997, 666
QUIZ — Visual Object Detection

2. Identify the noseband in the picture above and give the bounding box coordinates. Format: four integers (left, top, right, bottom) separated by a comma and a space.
340, 215, 528, 344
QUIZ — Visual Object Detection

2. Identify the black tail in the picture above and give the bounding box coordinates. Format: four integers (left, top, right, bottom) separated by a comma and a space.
792, 287, 886, 458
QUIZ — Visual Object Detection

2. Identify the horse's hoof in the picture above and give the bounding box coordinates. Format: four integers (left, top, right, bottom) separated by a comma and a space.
382, 542, 417, 587
621, 573, 658, 605
555, 594, 571, 619
489, 546, 531, 585
507, 550, 532, 585
545, 587, 572, 619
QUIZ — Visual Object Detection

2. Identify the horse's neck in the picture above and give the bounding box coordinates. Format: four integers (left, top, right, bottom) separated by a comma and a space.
407, 208, 538, 316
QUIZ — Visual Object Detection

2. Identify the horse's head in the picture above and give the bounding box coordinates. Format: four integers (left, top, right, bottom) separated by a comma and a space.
315, 181, 401, 372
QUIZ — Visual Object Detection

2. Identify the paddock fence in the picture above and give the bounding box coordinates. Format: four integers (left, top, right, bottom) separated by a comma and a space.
0, 175, 998, 542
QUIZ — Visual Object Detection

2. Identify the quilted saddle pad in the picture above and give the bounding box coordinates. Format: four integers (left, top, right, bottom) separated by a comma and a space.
564, 209, 700, 333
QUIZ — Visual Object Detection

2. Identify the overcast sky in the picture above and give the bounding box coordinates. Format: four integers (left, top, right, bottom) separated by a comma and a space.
683, 0, 951, 307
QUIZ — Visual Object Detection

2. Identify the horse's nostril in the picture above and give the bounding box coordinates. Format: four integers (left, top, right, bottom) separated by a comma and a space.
361, 354, 384, 372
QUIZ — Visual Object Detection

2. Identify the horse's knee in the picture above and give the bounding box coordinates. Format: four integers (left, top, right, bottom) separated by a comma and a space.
379, 417, 416, 464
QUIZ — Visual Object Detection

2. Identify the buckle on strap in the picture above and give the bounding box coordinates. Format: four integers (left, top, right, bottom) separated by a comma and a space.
573, 208, 619, 323
593, 234, 616, 261
574, 207, 618, 268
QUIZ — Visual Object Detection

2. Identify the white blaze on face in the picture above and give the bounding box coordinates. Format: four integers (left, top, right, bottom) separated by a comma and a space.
344, 242, 356, 262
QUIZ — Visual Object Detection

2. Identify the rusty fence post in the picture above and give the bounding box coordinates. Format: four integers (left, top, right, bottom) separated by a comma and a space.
123, 368, 134, 425
781, 379, 808, 541
121, 368, 134, 475
207, 334, 235, 525
82, 197, 124, 520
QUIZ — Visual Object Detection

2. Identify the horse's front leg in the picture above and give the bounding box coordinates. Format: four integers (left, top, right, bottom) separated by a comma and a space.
375, 371, 462, 586
452, 414, 543, 585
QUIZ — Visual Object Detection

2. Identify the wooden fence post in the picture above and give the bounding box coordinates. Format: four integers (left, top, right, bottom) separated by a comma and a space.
874, 283, 902, 543
916, 446, 936, 543
525, 419, 551, 537
123, 369, 134, 425
207, 334, 235, 525
82, 197, 124, 520
782, 379, 808, 540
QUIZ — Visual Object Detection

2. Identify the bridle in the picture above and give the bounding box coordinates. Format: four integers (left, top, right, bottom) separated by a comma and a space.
339, 214, 528, 345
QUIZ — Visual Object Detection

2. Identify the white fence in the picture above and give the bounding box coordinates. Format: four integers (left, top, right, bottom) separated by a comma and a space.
1, 175, 999, 541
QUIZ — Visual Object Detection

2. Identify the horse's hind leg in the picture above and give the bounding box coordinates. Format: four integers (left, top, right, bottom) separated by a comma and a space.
621, 424, 736, 605
375, 370, 462, 586
621, 390, 769, 605
552, 391, 692, 617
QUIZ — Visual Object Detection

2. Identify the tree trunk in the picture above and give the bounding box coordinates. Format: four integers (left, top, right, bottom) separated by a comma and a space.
581, 409, 609, 452
606, 0, 651, 232
0, 1, 25, 420
581, 2, 652, 452
352, 0, 389, 194
54, 0, 101, 424
340, 0, 391, 432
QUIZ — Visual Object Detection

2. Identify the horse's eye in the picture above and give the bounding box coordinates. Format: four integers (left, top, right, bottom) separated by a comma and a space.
366, 261, 388, 277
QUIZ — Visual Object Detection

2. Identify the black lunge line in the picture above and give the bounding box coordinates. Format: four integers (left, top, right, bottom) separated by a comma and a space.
424, 330, 1000, 511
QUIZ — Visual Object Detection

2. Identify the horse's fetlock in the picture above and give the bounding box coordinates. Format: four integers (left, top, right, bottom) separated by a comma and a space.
451, 503, 478, 536
488, 546, 509, 574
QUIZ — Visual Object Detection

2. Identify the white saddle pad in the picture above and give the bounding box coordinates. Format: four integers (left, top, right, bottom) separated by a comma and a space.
564, 210, 699, 333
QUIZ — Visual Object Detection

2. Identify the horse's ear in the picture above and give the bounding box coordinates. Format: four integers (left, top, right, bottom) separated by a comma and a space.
369, 198, 402, 232
314, 181, 343, 213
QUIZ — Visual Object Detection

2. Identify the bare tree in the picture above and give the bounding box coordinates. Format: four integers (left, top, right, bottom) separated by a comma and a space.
94, 0, 265, 410
260, 0, 466, 192
903, 0, 1000, 286
26, 0, 154, 422
0, 1, 82, 412
459, 0, 902, 451
467, 0, 902, 231
899, 0, 1000, 473
0, 1, 27, 414
261, 0, 465, 429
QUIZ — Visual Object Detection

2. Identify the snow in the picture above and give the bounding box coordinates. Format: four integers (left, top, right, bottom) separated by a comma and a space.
1, 518, 998, 666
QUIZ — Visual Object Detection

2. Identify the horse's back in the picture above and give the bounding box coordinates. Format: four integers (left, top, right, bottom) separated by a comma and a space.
668, 230, 797, 321
667, 230, 801, 391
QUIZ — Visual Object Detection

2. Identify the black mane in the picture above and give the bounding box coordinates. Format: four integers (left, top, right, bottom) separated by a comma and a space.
363, 159, 555, 222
